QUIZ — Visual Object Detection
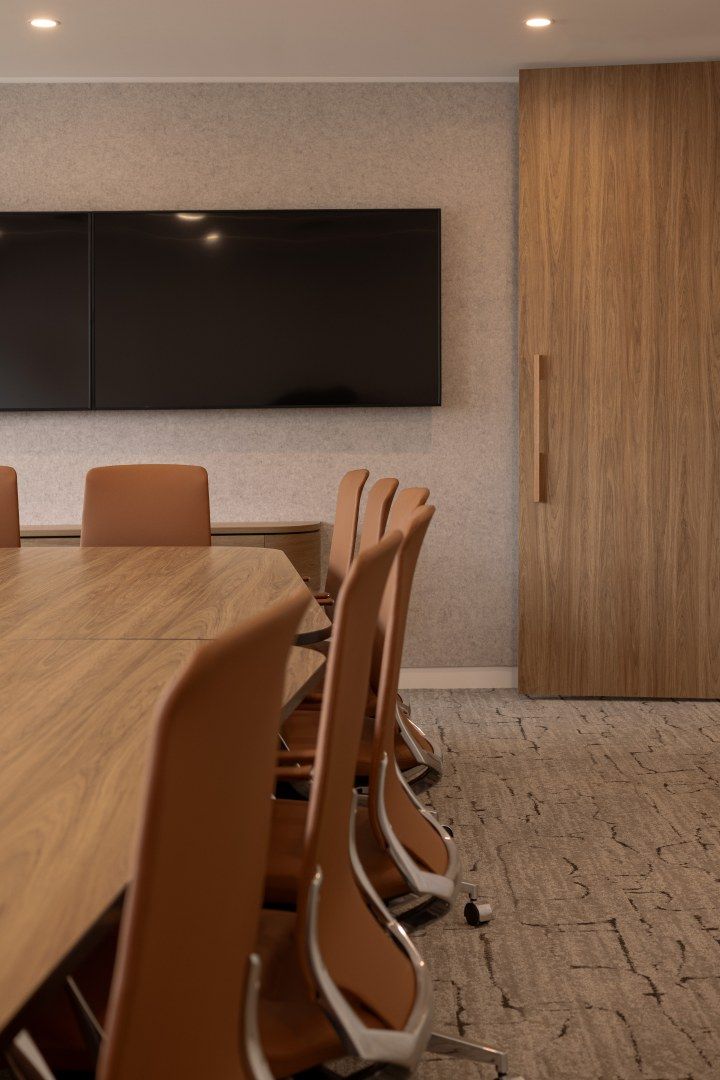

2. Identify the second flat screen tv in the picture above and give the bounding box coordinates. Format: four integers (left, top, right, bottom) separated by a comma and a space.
93, 209, 441, 408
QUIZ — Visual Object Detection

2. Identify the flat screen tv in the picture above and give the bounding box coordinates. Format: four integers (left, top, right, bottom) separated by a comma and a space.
93, 209, 441, 408
0, 209, 440, 409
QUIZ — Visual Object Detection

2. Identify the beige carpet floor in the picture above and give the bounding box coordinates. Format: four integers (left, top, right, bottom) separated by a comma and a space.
405, 690, 720, 1080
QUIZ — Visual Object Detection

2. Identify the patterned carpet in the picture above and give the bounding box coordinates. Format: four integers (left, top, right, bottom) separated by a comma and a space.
4, 690, 719, 1079
406, 690, 720, 1080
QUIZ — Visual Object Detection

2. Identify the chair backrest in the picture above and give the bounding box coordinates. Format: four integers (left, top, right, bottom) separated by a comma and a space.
0, 466, 20, 548
98, 589, 309, 1080
324, 469, 369, 598
296, 531, 419, 1032
370, 486, 429, 687
358, 478, 399, 554
367, 508, 447, 870
384, 486, 429, 535
81, 464, 211, 547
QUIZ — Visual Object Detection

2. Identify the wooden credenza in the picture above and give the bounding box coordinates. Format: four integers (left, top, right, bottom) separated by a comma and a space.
20, 522, 322, 590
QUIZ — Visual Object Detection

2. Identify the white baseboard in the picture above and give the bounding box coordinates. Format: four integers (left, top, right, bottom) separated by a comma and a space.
398, 666, 518, 690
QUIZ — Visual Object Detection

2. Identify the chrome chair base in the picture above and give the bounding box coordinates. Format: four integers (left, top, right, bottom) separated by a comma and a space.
428, 1031, 517, 1078
400, 759, 442, 795
396, 700, 444, 794
5, 1023, 521, 1080
392, 893, 451, 930
391, 888, 492, 931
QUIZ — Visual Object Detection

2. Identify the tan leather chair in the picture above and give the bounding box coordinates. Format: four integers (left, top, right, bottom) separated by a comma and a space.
6, 588, 309, 1080
374, 486, 441, 784
273, 507, 490, 928
80, 464, 211, 547
313, 467, 368, 607
256, 531, 404, 1076
282, 485, 442, 789
313, 474, 396, 601
357, 476, 399, 552
363, 505, 491, 925
0, 466, 20, 548
385, 484, 429, 533
262, 532, 511, 1078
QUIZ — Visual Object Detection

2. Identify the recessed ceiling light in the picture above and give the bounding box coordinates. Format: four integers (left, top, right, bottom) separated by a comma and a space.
29, 16, 60, 28
525, 16, 553, 27
176, 212, 206, 221
205, 232, 221, 243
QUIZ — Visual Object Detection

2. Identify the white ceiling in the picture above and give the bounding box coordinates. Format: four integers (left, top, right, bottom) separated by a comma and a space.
0, 0, 718, 81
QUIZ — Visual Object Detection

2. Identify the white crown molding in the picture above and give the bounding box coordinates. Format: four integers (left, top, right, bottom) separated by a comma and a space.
0, 74, 520, 84
399, 666, 518, 690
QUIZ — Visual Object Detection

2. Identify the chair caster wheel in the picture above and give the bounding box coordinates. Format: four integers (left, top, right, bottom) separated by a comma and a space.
464, 901, 492, 926
443, 825, 454, 837
464, 901, 481, 926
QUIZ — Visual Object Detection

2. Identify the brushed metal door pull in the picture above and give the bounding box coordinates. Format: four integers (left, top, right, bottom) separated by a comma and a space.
533, 353, 548, 503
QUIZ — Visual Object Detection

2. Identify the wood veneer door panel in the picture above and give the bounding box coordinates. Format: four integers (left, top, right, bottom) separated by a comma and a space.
519, 62, 720, 698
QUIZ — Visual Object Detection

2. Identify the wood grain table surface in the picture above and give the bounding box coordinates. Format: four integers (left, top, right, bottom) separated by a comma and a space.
0, 546, 327, 1034
0, 546, 331, 644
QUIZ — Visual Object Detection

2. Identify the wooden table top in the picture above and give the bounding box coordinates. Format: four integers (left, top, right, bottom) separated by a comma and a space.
0, 547, 327, 1034
0, 546, 331, 644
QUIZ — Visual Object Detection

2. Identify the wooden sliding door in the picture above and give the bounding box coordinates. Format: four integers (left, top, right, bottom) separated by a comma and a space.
519, 62, 720, 697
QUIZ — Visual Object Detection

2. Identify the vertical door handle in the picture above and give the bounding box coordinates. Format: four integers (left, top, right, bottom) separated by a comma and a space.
533, 353, 547, 503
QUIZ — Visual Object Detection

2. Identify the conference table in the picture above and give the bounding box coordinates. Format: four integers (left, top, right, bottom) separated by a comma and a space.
0, 546, 330, 1037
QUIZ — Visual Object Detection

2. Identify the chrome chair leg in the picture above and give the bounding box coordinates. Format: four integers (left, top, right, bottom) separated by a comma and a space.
4, 1031, 55, 1080
427, 1032, 520, 1079
65, 975, 104, 1055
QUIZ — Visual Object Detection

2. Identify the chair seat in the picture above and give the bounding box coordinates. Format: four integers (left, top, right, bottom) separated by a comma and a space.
281, 705, 427, 776
265, 800, 409, 908
286, 680, 429, 772
256, 909, 346, 1077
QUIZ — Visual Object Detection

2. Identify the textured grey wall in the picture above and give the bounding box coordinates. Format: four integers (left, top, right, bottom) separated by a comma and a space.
0, 83, 518, 667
